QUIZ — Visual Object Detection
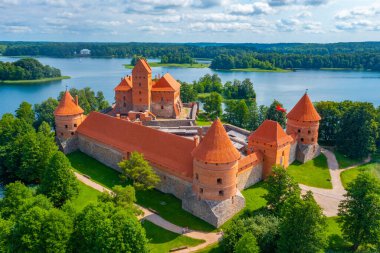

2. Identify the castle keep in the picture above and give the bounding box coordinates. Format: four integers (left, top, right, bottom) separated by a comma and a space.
55, 60, 321, 227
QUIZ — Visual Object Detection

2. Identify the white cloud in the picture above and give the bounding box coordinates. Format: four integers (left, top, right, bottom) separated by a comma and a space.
156, 15, 182, 23
190, 22, 254, 32
296, 11, 312, 18
335, 5, 380, 20
276, 18, 300, 32
268, 0, 329, 7
3, 25, 32, 33
228, 2, 273, 15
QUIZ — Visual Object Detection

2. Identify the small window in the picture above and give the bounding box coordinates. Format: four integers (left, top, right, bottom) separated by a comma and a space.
311, 138, 315, 142
123, 96, 126, 101
195, 173, 199, 180
308, 130, 311, 134
139, 91, 141, 95
65, 125, 68, 129
61, 132, 63, 136
282, 151, 285, 156
301, 138, 304, 142
161, 105, 164, 110
139, 83, 141, 87
139, 98, 142, 102
298, 129, 301, 133
219, 190, 224, 196
200, 188, 203, 194
74, 124, 77, 127
123, 102, 126, 107
71, 132, 74, 135
217, 178, 222, 185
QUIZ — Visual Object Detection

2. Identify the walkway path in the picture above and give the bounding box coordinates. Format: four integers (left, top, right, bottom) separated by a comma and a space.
299, 149, 370, 216
75, 172, 221, 253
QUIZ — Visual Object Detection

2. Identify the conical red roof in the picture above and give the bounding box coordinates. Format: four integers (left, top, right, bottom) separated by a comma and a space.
54, 91, 84, 116
287, 93, 321, 122
192, 119, 241, 163
249, 120, 292, 146
114, 76, 133, 91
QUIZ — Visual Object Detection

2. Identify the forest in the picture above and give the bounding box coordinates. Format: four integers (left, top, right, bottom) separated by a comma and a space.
0, 58, 61, 81
1, 41, 380, 70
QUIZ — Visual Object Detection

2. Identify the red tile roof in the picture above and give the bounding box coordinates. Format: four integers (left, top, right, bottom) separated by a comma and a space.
287, 93, 321, 122
133, 59, 151, 73
249, 120, 292, 146
77, 112, 194, 180
114, 76, 133, 91
192, 119, 241, 163
54, 91, 84, 116
152, 73, 180, 92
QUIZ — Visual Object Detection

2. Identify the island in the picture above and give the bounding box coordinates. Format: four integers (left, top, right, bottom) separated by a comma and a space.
0, 58, 70, 84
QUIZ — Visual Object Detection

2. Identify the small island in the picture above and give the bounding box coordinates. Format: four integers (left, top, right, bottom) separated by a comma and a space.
124, 54, 210, 69
0, 58, 70, 84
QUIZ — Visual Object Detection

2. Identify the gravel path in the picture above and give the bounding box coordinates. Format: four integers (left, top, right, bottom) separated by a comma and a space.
300, 149, 370, 216
75, 172, 221, 252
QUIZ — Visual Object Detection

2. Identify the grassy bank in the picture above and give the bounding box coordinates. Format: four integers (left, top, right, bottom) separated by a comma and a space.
68, 151, 215, 232
335, 151, 362, 169
0, 76, 70, 84
217, 68, 291, 73
124, 62, 210, 69
287, 155, 332, 189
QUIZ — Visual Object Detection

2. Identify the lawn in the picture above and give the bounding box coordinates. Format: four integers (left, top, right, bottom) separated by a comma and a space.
143, 220, 205, 253
0, 76, 70, 84
71, 181, 102, 211
68, 151, 215, 232
340, 162, 380, 189
287, 155, 332, 189
334, 151, 362, 169
196, 112, 212, 126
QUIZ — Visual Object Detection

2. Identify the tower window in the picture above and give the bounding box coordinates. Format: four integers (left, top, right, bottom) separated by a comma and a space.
74, 124, 77, 127
123, 102, 126, 107
219, 190, 224, 196
139, 98, 142, 102
161, 106, 164, 110
298, 129, 301, 133
308, 130, 311, 134
200, 188, 203, 194
61, 132, 63, 136
195, 173, 199, 180
301, 138, 304, 142
123, 96, 126, 101
71, 132, 74, 135
217, 178, 222, 185
139, 91, 141, 95
65, 125, 68, 129
139, 83, 141, 87
311, 138, 315, 142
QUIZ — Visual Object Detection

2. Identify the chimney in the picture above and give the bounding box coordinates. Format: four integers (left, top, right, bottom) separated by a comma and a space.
75, 95, 79, 106
197, 127, 203, 140
193, 135, 200, 147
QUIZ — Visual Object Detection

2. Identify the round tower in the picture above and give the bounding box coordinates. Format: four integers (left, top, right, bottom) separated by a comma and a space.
54, 91, 85, 140
286, 92, 321, 145
191, 119, 241, 201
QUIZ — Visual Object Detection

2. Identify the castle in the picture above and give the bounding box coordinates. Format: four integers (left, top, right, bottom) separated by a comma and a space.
54, 60, 321, 227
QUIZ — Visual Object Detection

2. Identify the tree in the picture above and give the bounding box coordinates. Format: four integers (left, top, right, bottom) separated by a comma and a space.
246, 100, 260, 131
235, 233, 260, 253
72, 203, 148, 253
118, 152, 160, 191
338, 173, 380, 251
266, 100, 287, 128
264, 166, 301, 214
223, 100, 249, 128
180, 82, 197, 103
278, 191, 327, 253
203, 92, 222, 119
0, 218, 12, 252
38, 152, 79, 207
336, 102, 378, 159
0, 181, 34, 219
10, 207, 73, 253
34, 97, 59, 128
223, 215, 279, 253
98, 185, 140, 215
15, 101, 35, 125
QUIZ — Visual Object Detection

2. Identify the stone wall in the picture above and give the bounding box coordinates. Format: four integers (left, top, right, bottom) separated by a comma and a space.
296, 143, 321, 163
182, 191, 245, 227
289, 142, 297, 164
57, 136, 79, 154
151, 101, 175, 118
237, 163, 263, 191
77, 135, 123, 171
153, 168, 192, 200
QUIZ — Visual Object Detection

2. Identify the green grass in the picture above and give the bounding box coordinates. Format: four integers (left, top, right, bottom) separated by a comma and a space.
340, 162, 380, 189
335, 151, 362, 169
71, 181, 102, 211
195, 112, 212, 126
67, 151, 215, 232
124, 62, 209, 69
195, 242, 224, 253
287, 155, 332, 189
143, 220, 205, 253
0, 76, 70, 84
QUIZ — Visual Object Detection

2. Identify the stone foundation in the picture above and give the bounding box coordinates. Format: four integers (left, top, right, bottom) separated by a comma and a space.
237, 164, 263, 191
289, 142, 297, 164
153, 168, 192, 200
57, 136, 79, 154
296, 143, 321, 163
77, 135, 123, 171
182, 190, 245, 227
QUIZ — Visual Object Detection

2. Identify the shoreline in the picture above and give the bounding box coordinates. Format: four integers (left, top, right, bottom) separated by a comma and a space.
0, 76, 70, 84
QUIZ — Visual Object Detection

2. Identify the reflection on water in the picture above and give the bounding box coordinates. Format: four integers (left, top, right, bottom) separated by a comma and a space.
1, 56, 379, 116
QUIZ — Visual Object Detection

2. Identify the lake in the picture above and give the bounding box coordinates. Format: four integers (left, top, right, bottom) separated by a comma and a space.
0, 56, 379, 116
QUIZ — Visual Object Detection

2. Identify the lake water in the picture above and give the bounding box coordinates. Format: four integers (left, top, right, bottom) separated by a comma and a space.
0, 56, 379, 116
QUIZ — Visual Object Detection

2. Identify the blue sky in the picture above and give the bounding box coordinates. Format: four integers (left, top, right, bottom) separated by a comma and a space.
1, 0, 379, 43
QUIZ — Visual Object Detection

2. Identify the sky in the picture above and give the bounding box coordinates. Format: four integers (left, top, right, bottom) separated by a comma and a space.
0, 0, 380, 43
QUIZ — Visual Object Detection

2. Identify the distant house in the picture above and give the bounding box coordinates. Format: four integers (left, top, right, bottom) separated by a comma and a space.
80, 49, 91, 55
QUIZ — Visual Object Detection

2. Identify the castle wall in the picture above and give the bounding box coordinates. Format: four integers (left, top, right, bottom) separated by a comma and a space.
151, 101, 175, 118
289, 142, 297, 164
77, 135, 124, 171
114, 90, 133, 114
297, 143, 321, 163
153, 169, 192, 200
237, 163, 263, 191
286, 119, 319, 145
55, 114, 86, 140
